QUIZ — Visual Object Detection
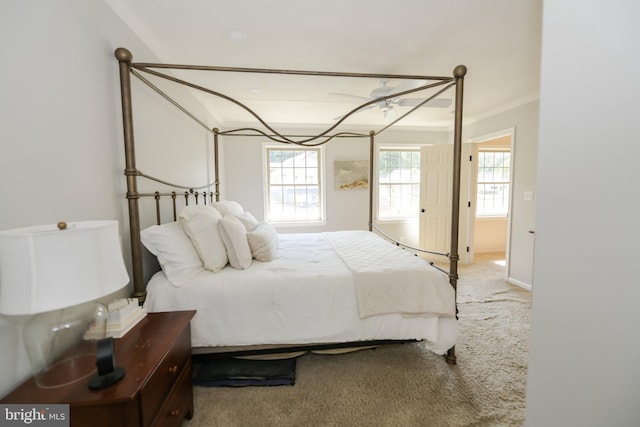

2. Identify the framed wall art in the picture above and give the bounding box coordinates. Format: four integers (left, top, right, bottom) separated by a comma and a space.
334, 160, 368, 190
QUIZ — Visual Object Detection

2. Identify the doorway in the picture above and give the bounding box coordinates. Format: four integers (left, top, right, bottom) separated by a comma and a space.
467, 128, 515, 274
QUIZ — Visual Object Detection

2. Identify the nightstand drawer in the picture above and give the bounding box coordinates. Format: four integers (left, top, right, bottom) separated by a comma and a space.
150, 360, 193, 427
140, 323, 191, 426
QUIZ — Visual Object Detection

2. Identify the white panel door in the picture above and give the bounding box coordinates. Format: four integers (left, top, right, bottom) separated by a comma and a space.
419, 145, 453, 262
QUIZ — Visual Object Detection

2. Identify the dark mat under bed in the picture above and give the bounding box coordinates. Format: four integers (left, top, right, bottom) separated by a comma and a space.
192, 357, 296, 387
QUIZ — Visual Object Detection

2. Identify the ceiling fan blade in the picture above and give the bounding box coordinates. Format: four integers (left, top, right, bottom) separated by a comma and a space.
395, 98, 452, 108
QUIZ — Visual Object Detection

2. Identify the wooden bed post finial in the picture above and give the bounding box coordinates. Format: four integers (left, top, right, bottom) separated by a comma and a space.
115, 47, 133, 63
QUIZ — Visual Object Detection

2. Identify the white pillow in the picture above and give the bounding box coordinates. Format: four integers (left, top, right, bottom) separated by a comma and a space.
235, 211, 259, 232
218, 216, 252, 269
178, 205, 228, 272
247, 222, 279, 262
140, 222, 203, 287
212, 200, 244, 217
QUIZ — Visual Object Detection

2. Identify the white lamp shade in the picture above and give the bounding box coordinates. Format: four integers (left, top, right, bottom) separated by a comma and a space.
0, 221, 129, 315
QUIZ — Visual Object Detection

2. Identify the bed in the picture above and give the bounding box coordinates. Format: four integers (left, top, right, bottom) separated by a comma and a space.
114, 47, 467, 364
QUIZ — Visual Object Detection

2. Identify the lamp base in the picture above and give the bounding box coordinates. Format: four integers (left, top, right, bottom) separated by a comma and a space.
88, 366, 125, 389
36, 353, 96, 389
24, 301, 102, 388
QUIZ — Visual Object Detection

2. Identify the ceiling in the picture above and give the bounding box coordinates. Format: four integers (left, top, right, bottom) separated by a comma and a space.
107, 0, 542, 132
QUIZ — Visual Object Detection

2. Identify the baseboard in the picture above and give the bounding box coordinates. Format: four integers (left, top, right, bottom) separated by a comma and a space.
507, 277, 532, 291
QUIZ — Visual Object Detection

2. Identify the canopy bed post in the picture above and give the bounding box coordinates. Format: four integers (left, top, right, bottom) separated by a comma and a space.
213, 128, 220, 202
368, 131, 376, 232
115, 48, 145, 303
445, 65, 467, 365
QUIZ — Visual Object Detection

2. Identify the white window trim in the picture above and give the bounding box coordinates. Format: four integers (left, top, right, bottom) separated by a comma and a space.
476, 148, 510, 218
262, 143, 326, 225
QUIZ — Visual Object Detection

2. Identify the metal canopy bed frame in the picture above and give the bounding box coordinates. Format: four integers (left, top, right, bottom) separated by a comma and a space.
114, 47, 466, 364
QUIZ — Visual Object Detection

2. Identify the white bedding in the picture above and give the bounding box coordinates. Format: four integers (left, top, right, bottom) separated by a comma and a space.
143, 231, 458, 355
326, 231, 455, 318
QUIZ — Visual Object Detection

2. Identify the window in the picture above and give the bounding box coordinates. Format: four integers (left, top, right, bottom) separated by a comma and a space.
477, 150, 510, 216
265, 146, 323, 223
378, 149, 421, 219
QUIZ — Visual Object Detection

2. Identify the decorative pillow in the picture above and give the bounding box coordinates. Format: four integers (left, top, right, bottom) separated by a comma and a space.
212, 200, 244, 217
140, 221, 203, 287
178, 205, 228, 272
235, 211, 259, 232
218, 215, 252, 269
247, 222, 279, 262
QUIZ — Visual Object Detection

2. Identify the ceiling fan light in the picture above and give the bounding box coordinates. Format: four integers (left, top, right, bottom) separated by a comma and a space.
379, 101, 393, 112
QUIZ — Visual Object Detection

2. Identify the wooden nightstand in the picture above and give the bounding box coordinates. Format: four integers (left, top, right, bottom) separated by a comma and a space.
1, 311, 196, 427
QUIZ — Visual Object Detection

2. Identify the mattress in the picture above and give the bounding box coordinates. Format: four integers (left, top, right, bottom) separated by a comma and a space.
143, 231, 458, 355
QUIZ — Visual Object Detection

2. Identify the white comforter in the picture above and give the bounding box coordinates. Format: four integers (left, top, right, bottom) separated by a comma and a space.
144, 231, 458, 354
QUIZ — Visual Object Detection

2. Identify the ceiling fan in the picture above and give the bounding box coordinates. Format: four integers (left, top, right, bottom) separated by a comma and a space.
330, 79, 452, 118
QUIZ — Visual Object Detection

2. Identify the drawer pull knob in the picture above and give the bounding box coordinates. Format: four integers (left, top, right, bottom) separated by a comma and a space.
170, 409, 180, 417
169, 365, 178, 374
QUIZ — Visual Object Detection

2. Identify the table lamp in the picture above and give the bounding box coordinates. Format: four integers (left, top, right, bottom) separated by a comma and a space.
0, 220, 129, 388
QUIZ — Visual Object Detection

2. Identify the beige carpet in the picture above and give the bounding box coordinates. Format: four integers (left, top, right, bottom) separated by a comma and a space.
183, 254, 531, 426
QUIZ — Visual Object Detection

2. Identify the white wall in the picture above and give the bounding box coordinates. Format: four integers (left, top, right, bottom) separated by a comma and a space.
0, 0, 215, 397
474, 217, 507, 253
525, 2, 640, 425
